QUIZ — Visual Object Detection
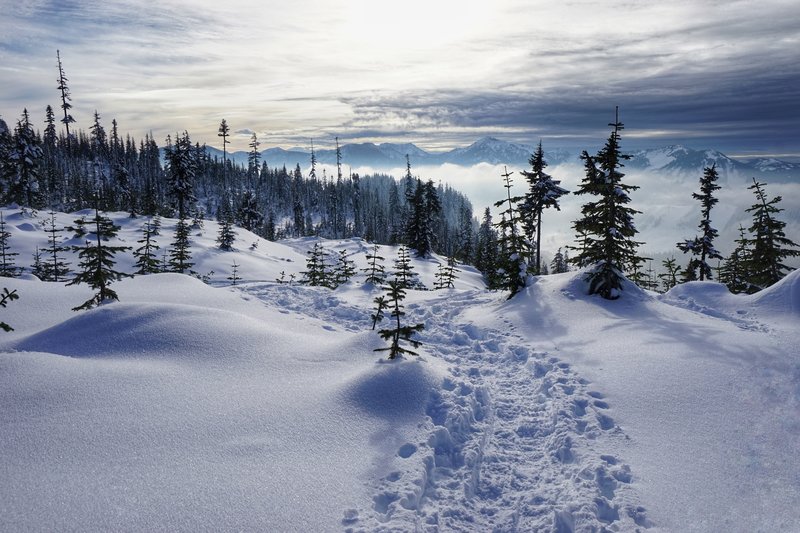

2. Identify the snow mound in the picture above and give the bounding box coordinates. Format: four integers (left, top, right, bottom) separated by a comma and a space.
751, 268, 800, 317
13, 302, 282, 364
342, 357, 445, 421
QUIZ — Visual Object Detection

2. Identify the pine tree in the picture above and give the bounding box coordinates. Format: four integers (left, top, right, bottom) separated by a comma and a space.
550, 247, 569, 274
371, 295, 389, 330
31, 246, 45, 279
0, 212, 21, 277
659, 257, 680, 292
217, 217, 237, 250
248, 133, 261, 183
218, 119, 230, 187
302, 242, 332, 287
67, 207, 132, 311
677, 165, 723, 281
393, 246, 421, 289
374, 280, 424, 359
475, 207, 500, 288
743, 178, 800, 289
719, 225, 756, 294
133, 218, 161, 275
493, 166, 529, 297
3, 109, 43, 207
168, 217, 193, 273
0, 287, 19, 332
433, 256, 460, 289
363, 244, 387, 286
569, 108, 644, 300
333, 249, 356, 286
56, 50, 76, 143
164, 131, 196, 219
228, 261, 241, 286
519, 141, 569, 274
41, 211, 71, 282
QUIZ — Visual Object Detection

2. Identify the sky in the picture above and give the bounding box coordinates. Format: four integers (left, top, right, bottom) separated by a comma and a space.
1, 0, 799, 158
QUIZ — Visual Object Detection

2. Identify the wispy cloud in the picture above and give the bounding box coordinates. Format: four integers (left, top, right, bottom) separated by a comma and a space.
0, 0, 797, 156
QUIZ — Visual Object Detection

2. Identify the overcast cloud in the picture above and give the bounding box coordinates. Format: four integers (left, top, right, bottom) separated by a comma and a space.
0, 0, 798, 157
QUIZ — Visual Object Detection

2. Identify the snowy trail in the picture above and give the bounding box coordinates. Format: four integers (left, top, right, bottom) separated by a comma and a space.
239, 283, 649, 532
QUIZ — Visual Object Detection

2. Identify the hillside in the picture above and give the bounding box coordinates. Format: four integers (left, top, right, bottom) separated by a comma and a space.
1, 208, 798, 531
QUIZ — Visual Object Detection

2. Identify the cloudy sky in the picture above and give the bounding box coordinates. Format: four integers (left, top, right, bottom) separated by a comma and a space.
1, 0, 798, 157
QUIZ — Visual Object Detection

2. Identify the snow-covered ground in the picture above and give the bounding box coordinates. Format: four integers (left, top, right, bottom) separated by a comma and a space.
1, 207, 798, 532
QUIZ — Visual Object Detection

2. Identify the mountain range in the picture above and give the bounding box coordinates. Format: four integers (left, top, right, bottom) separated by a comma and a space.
207, 137, 800, 182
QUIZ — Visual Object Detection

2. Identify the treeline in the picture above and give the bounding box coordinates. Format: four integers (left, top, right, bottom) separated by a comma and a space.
0, 109, 477, 262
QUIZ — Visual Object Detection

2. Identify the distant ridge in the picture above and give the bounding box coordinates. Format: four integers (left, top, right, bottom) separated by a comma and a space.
205, 138, 800, 182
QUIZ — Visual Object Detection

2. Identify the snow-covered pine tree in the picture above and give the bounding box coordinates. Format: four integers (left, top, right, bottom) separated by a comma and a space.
133, 218, 161, 275
236, 190, 263, 232
475, 207, 500, 288
41, 211, 71, 282
493, 166, 529, 297
0, 212, 21, 277
550, 247, 570, 274
677, 165, 723, 281
363, 244, 387, 286
333, 249, 356, 286
168, 217, 194, 273
374, 280, 424, 359
405, 178, 440, 258
67, 206, 132, 311
217, 217, 237, 251
164, 131, 196, 220
569, 109, 644, 300
2, 109, 43, 208
519, 141, 569, 274
743, 178, 800, 290
0, 287, 18, 332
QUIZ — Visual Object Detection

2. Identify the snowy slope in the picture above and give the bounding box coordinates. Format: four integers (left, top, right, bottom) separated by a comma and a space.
1, 208, 798, 532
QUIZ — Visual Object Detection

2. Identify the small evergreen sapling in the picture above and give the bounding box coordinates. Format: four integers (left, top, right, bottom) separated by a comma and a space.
363, 244, 387, 285
302, 242, 333, 287
0, 287, 19, 332
658, 257, 680, 291
168, 217, 193, 273
133, 218, 161, 275
67, 207, 132, 311
0, 212, 21, 277
719, 225, 755, 294
333, 249, 356, 285
493, 167, 529, 297
228, 261, 241, 286
434, 256, 460, 289
374, 280, 425, 359
217, 217, 237, 250
371, 295, 389, 330
41, 211, 71, 282
392, 246, 421, 289
31, 246, 45, 278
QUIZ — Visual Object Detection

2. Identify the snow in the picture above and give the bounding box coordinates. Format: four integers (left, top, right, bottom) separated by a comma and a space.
2, 207, 799, 531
